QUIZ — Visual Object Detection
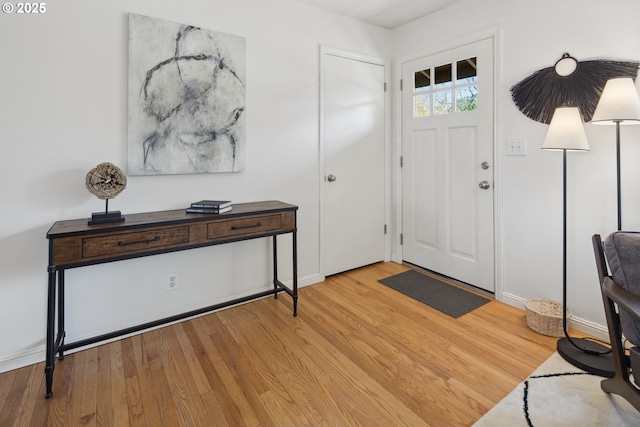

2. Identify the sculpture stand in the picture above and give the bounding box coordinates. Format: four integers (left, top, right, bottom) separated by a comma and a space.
88, 199, 125, 225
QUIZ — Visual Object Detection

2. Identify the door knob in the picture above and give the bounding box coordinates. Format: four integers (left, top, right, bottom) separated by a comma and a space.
327, 174, 337, 182
478, 180, 490, 189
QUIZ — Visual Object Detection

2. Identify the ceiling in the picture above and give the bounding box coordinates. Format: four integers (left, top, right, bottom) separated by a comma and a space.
292, 0, 464, 29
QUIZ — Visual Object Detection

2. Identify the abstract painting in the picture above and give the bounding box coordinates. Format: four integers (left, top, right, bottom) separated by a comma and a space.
128, 14, 246, 175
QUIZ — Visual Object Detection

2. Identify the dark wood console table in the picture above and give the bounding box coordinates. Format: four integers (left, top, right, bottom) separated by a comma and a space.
44, 200, 298, 398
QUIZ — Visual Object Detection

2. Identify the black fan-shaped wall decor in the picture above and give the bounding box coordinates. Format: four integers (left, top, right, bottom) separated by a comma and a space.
511, 53, 639, 124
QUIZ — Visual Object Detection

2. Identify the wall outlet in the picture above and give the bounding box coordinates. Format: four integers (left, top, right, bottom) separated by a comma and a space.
166, 273, 179, 291
506, 137, 527, 156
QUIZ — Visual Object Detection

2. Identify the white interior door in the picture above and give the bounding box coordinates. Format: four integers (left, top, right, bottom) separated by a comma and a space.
322, 49, 386, 277
402, 38, 495, 292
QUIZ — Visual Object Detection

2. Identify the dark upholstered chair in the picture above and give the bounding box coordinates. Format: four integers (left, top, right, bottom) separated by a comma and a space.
593, 232, 640, 412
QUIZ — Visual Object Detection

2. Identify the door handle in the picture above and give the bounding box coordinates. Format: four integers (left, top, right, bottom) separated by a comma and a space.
327, 174, 337, 182
478, 181, 490, 190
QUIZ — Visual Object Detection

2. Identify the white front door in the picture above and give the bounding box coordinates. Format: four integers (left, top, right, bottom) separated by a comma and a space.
402, 38, 495, 292
322, 49, 386, 276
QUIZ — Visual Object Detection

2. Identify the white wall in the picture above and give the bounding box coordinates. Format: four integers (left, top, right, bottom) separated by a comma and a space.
0, 0, 391, 371
392, 0, 640, 337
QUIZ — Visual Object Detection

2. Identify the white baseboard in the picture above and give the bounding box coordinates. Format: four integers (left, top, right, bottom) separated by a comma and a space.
299, 272, 324, 288
0, 272, 325, 374
0, 348, 46, 374
501, 292, 610, 343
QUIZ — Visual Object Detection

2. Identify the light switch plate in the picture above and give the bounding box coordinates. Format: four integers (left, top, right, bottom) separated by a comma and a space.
506, 137, 527, 156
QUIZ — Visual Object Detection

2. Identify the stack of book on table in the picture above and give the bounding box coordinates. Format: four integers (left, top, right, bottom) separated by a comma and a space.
186, 200, 232, 214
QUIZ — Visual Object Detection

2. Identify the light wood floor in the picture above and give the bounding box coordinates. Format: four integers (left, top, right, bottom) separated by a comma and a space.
1, 262, 569, 426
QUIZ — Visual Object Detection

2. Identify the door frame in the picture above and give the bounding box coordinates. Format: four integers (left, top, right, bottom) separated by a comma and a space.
319, 46, 392, 277
392, 28, 504, 300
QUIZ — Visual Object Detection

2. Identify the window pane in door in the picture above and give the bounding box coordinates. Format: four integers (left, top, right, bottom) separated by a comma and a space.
414, 69, 431, 90
434, 63, 452, 88
433, 90, 452, 115
456, 86, 477, 112
456, 57, 477, 83
414, 93, 431, 117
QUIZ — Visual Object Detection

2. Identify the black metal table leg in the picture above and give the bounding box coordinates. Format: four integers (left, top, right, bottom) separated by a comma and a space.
273, 235, 279, 298
292, 230, 298, 316
45, 266, 56, 398
57, 270, 66, 360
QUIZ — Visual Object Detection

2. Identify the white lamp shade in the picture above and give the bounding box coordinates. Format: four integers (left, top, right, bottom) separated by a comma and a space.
542, 107, 590, 151
591, 77, 640, 125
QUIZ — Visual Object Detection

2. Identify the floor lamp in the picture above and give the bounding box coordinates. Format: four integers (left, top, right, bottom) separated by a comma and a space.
591, 77, 640, 231
542, 107, 615, 377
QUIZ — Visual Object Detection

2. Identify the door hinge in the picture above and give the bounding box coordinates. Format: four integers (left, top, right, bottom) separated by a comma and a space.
400, 79, 403, 91
384, 224, 387, 234
400, 233, 403, 245
400, 156, 403, 167
384, 82, 387, 92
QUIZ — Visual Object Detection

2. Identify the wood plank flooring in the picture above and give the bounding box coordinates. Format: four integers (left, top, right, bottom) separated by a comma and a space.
1, 262, 568, 426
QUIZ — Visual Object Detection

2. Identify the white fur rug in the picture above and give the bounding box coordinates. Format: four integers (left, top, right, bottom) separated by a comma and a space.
473, 352, 640, 426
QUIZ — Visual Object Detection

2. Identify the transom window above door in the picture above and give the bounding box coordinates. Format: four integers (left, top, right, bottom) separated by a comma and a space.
413, 57, 477, 117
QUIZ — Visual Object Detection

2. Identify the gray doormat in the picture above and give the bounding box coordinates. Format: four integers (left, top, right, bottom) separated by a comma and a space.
378, 270, 490, 318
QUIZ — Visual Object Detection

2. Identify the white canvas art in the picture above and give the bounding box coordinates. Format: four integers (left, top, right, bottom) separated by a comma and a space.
128, 14, 246, 175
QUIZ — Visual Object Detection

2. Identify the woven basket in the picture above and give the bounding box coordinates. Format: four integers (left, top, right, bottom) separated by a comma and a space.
524, 299, 570, 337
